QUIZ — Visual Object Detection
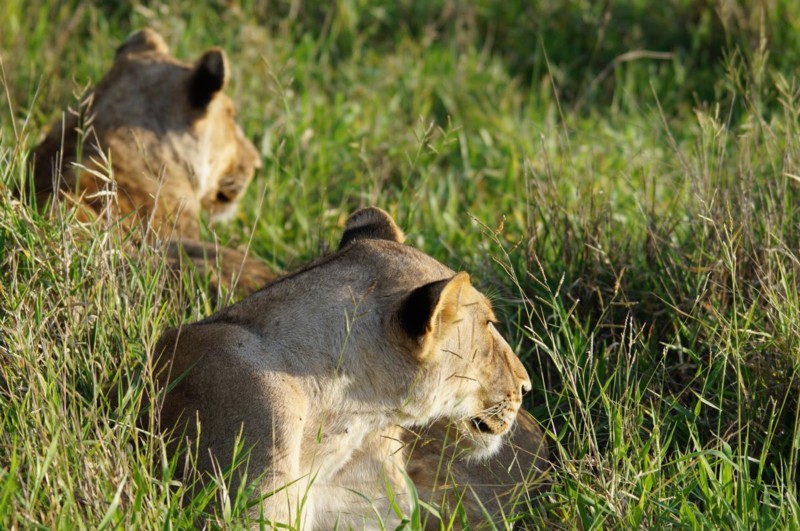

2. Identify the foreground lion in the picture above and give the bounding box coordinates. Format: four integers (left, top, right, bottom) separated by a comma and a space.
154, 207, 543, 528
30, 28, 260, 241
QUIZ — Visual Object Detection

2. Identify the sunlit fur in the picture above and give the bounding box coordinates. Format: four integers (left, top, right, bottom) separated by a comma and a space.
29, 28, 260, 240
153, 208, 531, 528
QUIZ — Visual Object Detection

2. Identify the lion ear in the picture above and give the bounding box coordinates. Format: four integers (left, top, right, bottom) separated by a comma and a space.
116, 28, 169, 59
188, 49, 228, 110
397, 272, 471, 358
339, 207, 405, 249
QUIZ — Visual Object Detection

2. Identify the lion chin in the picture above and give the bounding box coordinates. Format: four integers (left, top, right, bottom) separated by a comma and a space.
460, 417, 511, 461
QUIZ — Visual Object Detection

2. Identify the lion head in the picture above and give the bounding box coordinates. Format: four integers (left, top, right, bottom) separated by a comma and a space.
338, 207, 531, 459
400, 274, 531, 458
30, 28, 261, 239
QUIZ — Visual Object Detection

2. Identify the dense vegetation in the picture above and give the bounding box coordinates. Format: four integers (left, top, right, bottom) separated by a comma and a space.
2, 0, 800, 527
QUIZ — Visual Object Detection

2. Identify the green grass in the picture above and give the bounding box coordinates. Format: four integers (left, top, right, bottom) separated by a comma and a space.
3, 0, 800, 528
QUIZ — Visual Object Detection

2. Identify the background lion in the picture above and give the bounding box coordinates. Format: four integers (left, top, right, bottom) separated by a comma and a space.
29, 28, 261, 240
27, 28, 271, 293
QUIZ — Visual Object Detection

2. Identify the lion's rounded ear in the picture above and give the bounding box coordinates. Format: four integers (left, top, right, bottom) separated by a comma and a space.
339, 207, 405, 249
189, 49, 228, 110
397, 272, 471, 359
116, 28, 169, 59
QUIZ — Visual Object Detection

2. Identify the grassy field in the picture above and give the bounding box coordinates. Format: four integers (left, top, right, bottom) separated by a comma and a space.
2, 0, 800, 528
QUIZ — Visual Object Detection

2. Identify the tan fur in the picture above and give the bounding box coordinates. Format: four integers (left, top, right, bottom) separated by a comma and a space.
164, 239, 274, 297
154, 207, 533, 528
28, 28, 271, 294
30, 28, 261, 240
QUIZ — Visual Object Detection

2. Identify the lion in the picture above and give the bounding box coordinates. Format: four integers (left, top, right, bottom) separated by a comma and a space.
153, 207, 537, 528
28, 28, 271, 294
30, 28, 261, 241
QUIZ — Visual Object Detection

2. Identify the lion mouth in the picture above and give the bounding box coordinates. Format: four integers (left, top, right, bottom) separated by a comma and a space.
470, 417, 495, 435
457, 415, 514, 459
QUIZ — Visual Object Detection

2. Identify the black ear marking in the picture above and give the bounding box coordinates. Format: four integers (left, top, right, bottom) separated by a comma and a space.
398, 278, 452, 338
339, 207, 405, 249
189, 49, 227, 109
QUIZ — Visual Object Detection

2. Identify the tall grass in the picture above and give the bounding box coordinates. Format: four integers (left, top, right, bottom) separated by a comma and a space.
2, 0, 800, 528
